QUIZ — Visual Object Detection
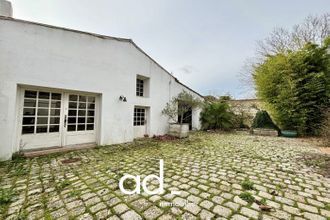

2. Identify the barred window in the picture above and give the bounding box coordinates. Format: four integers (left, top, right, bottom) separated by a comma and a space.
134, 107, 145, 126
136, 78, 144, 96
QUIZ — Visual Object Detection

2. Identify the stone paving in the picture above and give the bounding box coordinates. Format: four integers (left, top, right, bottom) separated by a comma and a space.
0, 132, 329, 220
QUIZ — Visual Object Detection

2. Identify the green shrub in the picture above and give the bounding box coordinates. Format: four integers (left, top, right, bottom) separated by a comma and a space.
252, 111, 279, 131
253, 39, 330, 135
200, 102, 235, 130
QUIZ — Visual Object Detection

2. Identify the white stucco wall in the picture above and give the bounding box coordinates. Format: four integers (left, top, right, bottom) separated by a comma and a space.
0, 17, 203, 160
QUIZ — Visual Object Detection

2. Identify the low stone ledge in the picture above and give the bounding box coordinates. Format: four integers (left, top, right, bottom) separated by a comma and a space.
252, 128, 278, 137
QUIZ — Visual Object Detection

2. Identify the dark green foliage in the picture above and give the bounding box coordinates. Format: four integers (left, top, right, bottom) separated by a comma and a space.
254, 38, 330, 135
252, 111, 279, 131
200, 102, 235, 130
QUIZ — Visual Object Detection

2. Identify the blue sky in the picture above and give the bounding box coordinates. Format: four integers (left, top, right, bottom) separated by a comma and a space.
10, 0, 330, 98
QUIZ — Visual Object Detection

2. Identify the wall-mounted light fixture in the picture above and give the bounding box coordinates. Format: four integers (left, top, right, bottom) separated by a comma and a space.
119, 95, 127, 102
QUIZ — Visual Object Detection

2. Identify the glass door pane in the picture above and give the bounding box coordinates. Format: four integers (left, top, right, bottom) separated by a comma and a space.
22, 90, 61, 134
67, 95, 95, 132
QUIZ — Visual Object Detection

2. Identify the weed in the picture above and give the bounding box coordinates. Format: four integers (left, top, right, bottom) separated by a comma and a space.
44, 211, 52, 220
325, 203, 330, 211
17, 209, 28, 220
0, 188, 16, 205
69, 190, 81, 197
239, 192, 255, 203
259, 198, 267, 205
241, 179, 255, 190
56, 180, 70, 191
12, 152, 25, 161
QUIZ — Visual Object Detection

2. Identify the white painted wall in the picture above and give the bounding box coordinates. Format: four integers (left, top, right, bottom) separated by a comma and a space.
0, 17, 203, 160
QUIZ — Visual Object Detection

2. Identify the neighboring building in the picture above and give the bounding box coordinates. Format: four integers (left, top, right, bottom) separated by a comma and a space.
0, 2, 203, 160
228, 99, 261, 127
228, 99, 261, 116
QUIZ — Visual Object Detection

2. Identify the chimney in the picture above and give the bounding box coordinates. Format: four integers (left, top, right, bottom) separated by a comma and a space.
0, 0, 13, 17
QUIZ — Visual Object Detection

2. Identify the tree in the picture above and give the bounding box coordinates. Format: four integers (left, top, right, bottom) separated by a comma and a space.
253, 38, 330, 135
200, 102, 235, 130
240, 13, 329, 93
257, 13, 329, 56
162, 91, 202, 124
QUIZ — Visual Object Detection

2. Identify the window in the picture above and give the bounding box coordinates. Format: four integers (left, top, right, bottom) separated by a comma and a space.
22, 90, 61, 134
134, 107, 145, 126
136, 78, 144, 96
67, 95, 95, 132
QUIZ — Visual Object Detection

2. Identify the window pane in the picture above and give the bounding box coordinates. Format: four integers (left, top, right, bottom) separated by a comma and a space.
23, 108, 35, 116
24, 99, 36, 107
50, 109, 60, 116
87, 124, 94, 130
87, 117, 94, 123
87, 110, 94, 116
68, 117, 76, 124
67, 125, 76, 131
49, 125, 59, 133
77, 124, 85, 131
68, 110, 77, 116
37, 117, 48, 125
38, 109, 49, 116
69, 95, 78, 101
38, 100, 49, 108
25, 91, 37, 98
23, 117, 35, 125
36, 126, 47, 133
79, 103, 86, 109
78, 110, 86, 116
51, 93, 61, 100
78, 117, 85, 123
49, 117, 60, 124
50, 101, 61, 108
39, 92, 50, 99
79, 96, 86, 102
88, 97, 95, 103
22, 126, 34, 134
69, 102, 77, 108
88, 103, 95, 110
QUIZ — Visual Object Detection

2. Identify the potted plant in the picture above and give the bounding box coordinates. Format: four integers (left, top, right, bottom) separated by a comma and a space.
162, 91, 202, 138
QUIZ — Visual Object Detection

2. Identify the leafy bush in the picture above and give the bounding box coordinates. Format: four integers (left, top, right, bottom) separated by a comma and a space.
162, 90, 202, 124
200, 102, 235, 130
253, 38, 330, 135
252, 110, 279, 131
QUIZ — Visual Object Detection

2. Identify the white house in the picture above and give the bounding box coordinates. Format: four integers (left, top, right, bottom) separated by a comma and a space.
0, 1, 203, 161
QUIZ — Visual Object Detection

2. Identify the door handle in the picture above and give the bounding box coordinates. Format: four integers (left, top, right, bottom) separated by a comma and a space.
64, 115, 67, 127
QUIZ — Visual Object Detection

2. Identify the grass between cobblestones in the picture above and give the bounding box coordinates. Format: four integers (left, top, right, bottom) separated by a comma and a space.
0, 131, 329, 220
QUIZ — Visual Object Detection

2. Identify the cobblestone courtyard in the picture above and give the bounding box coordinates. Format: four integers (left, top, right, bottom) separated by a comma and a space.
0, 132, 329, 220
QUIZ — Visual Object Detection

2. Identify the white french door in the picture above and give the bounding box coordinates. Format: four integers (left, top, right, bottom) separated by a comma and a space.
63, 94, 96, 146
20, 89, 97, 150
